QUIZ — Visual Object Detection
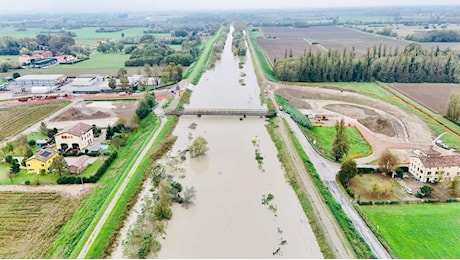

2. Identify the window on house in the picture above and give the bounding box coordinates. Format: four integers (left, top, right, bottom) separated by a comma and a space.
27, 164, 30, 167
427, 172, 431, 175
41, 164, 44, 166
447, 172, 450, 176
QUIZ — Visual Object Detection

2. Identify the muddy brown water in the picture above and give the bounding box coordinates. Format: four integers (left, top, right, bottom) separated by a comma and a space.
156, 26, 322, 258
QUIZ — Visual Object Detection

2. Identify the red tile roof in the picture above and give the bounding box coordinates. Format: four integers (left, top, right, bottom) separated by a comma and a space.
420, 155, 460, 168
60, 123, 92, 137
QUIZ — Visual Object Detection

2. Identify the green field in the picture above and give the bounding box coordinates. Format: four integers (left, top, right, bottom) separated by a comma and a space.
311, 126, 372, 159
60, 52, 130, 69
361, 204, 460, 258
0, 27, 170, 46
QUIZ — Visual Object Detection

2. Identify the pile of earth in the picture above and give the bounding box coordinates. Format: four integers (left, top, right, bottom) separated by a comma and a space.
324, 104, 397, 137
51, 108, 111, 121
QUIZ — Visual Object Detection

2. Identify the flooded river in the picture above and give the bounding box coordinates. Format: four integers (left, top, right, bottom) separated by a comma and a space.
157, 26, 323, 258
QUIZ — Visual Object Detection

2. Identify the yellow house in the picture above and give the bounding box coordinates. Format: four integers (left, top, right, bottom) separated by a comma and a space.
26, 148, 58, 174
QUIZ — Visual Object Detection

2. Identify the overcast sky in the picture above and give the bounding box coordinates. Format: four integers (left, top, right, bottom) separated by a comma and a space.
2, 0, 459, 13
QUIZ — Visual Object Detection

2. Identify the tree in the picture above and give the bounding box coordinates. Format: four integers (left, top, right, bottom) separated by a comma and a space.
153, 180, 173, 220
120, 76, 129, 90
49, 155, 68, 176
338, 158, 358, 187
446, 90, 460, 122
12, 72, 20, 79
135, 100, 151, 120
182, 186, 197, 209
416, 185, 433, 198
448, 176, 459, 194
332, 118, 349, 161
378, 150, 398, 176
39, 121, 49, 135
10, 159, 20, 174
189, 136, 209, 158
108, 78, 116, 91
117, 67, 128, 77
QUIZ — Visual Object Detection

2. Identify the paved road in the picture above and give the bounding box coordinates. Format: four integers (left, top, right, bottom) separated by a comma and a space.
282, 113, 391, 259
77, 111, 167, 259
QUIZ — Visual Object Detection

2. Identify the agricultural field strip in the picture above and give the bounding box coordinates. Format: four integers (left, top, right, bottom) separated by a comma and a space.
0, 192, 77, 258
379, 82, 460, 139
389, 83, 460, 115
77, 116, 167, 258
0, 102, 69, 142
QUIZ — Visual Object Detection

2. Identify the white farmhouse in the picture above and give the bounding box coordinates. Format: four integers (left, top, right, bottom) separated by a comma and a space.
409, 155, 460, 183
55, 123, 94, 152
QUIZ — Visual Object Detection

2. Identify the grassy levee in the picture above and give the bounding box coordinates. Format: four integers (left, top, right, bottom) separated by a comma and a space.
359, 203, 460, 259
265, 118, 334, 258
68, 115, 162, 258
183, 26, 224, 85
248, 30, 279, 82
45, 115, 161, 258
84, 116, 178, 258
282, 118, 374, 258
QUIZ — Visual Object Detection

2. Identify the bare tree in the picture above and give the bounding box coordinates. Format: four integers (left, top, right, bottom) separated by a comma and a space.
182, 186, 197, 209
378, 150, 398, 176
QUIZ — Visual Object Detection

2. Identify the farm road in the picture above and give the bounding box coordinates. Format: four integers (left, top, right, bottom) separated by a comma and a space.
282, 112, 391, 259
77, 110, 167, 259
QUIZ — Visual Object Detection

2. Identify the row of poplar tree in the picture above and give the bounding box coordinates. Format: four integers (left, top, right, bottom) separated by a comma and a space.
273, 43, 459, 83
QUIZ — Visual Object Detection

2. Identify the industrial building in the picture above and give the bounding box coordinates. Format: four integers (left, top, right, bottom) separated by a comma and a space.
14, 74, 67, 87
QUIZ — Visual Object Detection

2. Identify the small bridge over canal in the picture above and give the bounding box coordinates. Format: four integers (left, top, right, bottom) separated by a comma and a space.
165, 108, 274, 117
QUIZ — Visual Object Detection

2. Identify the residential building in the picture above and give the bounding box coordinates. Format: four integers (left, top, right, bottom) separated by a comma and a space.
55, 123, 94, 152
409, 155, 460, 183
26, 148, 58, 174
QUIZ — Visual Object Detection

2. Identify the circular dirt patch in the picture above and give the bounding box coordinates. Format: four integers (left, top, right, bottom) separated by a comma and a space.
358, 117, 396, 137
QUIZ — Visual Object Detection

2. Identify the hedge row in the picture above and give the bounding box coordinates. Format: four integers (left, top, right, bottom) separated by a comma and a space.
357, 198, 460, 206
276, 95, 313, 129
57, 151, 118, 184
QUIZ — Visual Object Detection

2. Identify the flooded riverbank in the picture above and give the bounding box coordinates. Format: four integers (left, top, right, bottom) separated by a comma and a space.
157, 117, 323, 258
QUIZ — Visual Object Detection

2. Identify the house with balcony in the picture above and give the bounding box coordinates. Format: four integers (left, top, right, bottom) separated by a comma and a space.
409, 154, 460, 183
55, 123, 94, 152
26, 148, 58, 174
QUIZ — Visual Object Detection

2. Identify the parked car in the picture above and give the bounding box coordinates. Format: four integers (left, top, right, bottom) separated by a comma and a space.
405, 187, 413, 195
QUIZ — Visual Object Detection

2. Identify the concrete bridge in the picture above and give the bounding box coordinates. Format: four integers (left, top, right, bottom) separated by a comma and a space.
165, 108, 275, 117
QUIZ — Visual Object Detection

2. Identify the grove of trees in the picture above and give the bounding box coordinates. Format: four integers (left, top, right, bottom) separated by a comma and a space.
446, 89, 460, 124
274, 43, 459, 83
332, 118, 350, 161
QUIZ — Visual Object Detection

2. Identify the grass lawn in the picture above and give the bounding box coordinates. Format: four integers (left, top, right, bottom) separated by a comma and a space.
0, 163, 9, 183
361, 203, 460, 258
0, 169, 59, 185
311, 126, 371, 160
27, 132, 48, 140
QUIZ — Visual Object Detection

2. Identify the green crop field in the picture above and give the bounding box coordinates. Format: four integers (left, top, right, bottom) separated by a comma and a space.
59, 52, 130, 69
361, 203, 460, 258
311, 126, 371, 159
0, 191, 82, 258
0, 101, 70, 142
